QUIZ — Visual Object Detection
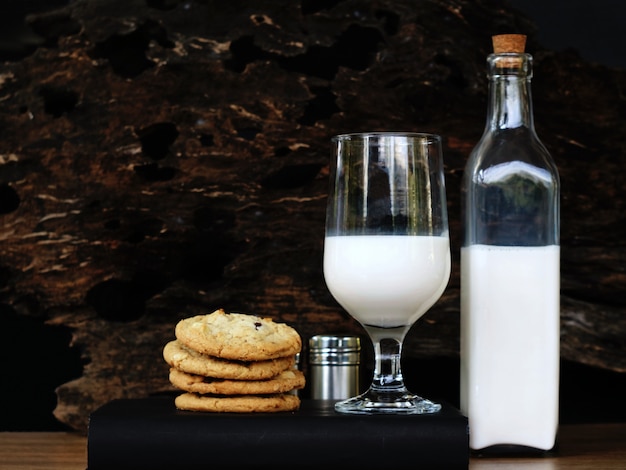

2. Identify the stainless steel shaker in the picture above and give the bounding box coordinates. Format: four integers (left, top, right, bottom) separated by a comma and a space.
308, 335, 361, 400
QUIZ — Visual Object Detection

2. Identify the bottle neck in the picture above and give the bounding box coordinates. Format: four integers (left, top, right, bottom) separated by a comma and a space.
486, 53, 534, 131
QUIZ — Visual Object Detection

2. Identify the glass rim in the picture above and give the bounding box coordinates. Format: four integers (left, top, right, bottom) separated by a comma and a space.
331, 131, 441, 144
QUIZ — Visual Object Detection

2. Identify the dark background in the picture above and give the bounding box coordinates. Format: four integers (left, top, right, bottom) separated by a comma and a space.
508, 0, 626, 69
1, 0, 625, 431
2, 1, 626, 67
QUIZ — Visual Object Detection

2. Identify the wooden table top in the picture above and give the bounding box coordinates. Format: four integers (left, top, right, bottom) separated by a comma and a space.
1, 422, 625, 469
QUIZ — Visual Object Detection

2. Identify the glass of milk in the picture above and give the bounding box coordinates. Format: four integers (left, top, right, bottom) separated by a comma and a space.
324, 132, 451, 414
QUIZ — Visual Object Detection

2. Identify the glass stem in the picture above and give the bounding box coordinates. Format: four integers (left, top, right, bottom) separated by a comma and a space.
372, 338, 405, 389
335, 324, 441, 414
365, 325, 411, 392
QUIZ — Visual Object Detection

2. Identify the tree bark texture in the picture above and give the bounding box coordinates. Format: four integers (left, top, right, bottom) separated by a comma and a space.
0, 0, 624, 433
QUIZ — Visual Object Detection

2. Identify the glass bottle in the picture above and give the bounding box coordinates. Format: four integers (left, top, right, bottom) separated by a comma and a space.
460, 34, 560, 452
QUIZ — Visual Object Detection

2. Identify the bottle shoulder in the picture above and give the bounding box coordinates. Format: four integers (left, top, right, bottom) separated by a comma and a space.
465, 127, 557, 175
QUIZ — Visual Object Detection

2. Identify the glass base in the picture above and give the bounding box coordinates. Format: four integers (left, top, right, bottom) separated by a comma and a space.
334, 387, 442, 415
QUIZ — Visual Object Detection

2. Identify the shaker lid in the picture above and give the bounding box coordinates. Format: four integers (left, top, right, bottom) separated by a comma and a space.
309, 335, 361, 365
309, 334, 361, 351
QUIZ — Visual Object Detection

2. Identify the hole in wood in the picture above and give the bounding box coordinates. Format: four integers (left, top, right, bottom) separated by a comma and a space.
199, 133, 214, 147
38, 85, 78, 117
137, 122, 179, 160
89, 20, 174, 78
85, 274, 168, 322
236, 126, 261, 141
133, 163, 177, 181
225, 24, 384, 80
0, 184, 20, 214
85, 279, 147, 321
260, 163, 323, 189
298, 86, 340, 126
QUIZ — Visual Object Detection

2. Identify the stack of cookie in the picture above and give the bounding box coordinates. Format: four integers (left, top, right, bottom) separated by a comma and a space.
163, 309, 305, 413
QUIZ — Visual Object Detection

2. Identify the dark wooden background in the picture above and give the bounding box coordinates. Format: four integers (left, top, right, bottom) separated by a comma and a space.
1, 0, 625, 433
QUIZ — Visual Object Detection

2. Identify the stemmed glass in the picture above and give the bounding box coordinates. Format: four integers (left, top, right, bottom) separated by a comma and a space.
323, 132, 451, 414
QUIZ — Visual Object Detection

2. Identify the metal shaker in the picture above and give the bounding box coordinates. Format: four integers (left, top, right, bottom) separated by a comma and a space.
308, 335, 361, 400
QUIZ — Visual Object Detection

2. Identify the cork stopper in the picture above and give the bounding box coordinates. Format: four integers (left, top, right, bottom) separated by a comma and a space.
492, 34, 526, 54
491, 34, 526, 68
